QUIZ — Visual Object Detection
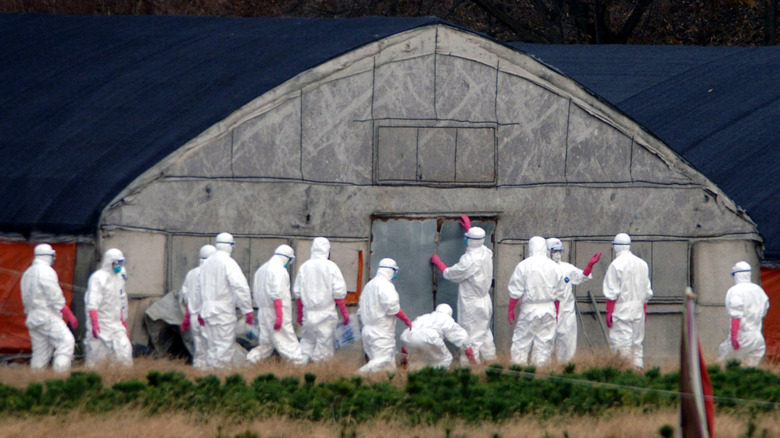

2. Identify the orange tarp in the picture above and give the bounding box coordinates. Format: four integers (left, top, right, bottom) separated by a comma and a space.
762, 267, 780, 361
0, 241, 76, 354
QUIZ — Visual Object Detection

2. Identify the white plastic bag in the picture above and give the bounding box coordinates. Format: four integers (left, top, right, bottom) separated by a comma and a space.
334, 316, 361, 350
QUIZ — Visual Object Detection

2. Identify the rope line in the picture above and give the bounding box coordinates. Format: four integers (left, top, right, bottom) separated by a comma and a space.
484, 366, 780, 409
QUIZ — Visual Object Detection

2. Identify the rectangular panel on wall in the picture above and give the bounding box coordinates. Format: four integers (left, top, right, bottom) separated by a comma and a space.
376, 127, 417, 181
418, 128, 456, 181
375, 125, 496, 184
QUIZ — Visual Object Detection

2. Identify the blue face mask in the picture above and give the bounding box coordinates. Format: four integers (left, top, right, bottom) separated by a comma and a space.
113, 265, 123, 274
393, 271, 398, 280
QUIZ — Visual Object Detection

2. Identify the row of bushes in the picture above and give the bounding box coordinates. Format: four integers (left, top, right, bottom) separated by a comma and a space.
1, 362, 777, 424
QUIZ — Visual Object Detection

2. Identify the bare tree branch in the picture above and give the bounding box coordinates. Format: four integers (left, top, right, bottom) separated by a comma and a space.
470, 0, 550, 42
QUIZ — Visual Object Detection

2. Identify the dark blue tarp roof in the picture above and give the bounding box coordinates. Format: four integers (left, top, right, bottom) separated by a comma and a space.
1, 14, 778, 261
0, 13, 441, 236
511, 43, 780, 262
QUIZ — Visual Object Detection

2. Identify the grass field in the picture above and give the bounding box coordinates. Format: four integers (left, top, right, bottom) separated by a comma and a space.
1, 350, 779, 438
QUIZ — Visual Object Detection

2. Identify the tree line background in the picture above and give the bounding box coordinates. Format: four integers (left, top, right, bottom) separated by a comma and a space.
2, 0, 778, 45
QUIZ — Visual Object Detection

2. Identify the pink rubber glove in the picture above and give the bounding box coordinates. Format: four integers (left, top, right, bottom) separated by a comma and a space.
273, 299, 284, 331
431, 255, 448, 273
198, 315, 205, 326
731, 318, 741, 350
61, 306, 78, 329
606, 300, 616, 329
644, 302, 648, 322
459, 215, 472, 231
583, 252, 602, 276
296, 299, 304, 326
335, 298, 349, 326
464, 346, 477, 365
554, 300, 560, 323
508, 297, 519, 325
395, 309, 412, 329
180, 308, 191, 333
89, 309, 100, 338
245, 311, 254, 326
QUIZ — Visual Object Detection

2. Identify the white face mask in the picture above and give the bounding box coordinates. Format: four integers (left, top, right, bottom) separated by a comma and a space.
552, 251, 562, 262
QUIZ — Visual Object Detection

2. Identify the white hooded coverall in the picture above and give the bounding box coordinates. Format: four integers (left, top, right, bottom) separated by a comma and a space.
400, 306, 471, 370
603, 244, 653, 369
85, 248, 133, 367
180, 245, 216, 369
508, 236, 565, 367
21, 256, 75, 372
548, 245, 592, 363
358, 265, 401, 374
717, 269, 769, 367
292, 237, 347, 363
247, 251, 307, 366
196, 248, 253, 369
441, 239, 496, 363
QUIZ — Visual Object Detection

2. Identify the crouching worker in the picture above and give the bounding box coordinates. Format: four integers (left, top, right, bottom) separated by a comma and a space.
400, 303, 476, 370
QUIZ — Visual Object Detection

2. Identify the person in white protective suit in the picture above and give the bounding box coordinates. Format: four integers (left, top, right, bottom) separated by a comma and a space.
430, 216, 496, 364
20, 244, 78, 373
546, 238, 601, 363
85, 248, 133, 367
196, 233, 254, 369
603, 233, 653, 369
179, 244, 216, 369
292, 237, 350, 363
507, 236, 566, 367
357, 258, 413, 374
247, 245, 307, 366
399, 303, 477, 370
717, 261, 769, 367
